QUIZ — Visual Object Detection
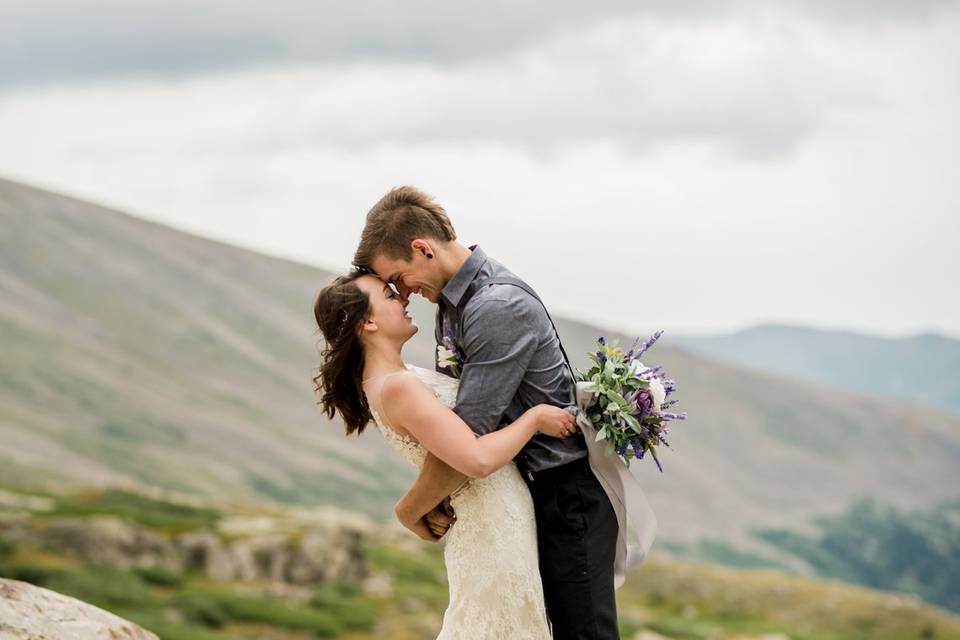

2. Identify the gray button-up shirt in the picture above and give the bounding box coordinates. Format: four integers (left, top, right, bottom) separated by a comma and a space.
436, 246, 588, 473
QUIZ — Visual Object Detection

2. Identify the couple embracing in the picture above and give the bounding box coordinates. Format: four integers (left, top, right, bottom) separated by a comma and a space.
314, 186, 648, 639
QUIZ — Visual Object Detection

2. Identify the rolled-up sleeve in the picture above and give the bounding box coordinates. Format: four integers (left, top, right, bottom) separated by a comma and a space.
454, 292, 540, 436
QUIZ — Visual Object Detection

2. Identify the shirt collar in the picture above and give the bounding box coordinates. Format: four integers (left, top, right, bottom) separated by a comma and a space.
441, 244, 487, 308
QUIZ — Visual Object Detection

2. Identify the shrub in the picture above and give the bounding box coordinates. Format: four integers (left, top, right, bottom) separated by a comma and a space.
134, 565, 185, 588
171, 592, 228, 628
45, 565, 159, 609
311, 582, 376, 631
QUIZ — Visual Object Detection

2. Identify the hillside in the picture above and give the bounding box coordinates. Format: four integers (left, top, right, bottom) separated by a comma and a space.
1, 176, 959, 572
673, 324, 960, 414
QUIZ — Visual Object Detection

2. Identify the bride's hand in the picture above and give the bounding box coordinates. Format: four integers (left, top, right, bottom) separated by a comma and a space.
533, 405, 578, 439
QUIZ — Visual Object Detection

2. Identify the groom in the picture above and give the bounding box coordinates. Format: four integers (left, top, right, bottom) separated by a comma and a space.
353, 186, 620, 639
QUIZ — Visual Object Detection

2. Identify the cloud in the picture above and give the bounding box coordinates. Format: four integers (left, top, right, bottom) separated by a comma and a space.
0, 1, 957, 337
1, 0, 955, 89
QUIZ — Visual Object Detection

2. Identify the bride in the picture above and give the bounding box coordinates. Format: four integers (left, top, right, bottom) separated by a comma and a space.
313, 270, 577, 639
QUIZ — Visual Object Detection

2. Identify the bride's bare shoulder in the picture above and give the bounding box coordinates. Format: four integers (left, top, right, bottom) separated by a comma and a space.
380, 369, 432, 401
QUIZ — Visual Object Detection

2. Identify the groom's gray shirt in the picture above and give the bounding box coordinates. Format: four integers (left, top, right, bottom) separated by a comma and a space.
436, 245, 588, 474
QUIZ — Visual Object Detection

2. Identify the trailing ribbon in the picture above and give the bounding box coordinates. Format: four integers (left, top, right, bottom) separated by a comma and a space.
575, 381, 658, 589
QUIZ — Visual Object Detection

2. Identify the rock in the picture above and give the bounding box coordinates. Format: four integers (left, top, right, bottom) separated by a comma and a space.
0, 578, 159, 639
176, 531, 237, 581
287, 527, 366, 585
231, 533, 291, 582
362, 571, 393, 598
29, 516, 367, 586
38, 517, 181, 570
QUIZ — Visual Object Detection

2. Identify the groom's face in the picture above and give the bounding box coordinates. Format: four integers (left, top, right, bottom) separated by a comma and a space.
371, 250, 446, 305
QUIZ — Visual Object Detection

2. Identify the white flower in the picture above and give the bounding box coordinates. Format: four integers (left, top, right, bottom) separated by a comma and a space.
648, 377, 667, 413
436, 344, 458, 370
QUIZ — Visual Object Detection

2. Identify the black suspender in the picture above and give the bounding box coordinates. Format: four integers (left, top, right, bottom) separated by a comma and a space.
454, 276, 577, 404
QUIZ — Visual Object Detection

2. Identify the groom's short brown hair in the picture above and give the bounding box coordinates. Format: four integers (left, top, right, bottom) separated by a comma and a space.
353, 186, 457, 269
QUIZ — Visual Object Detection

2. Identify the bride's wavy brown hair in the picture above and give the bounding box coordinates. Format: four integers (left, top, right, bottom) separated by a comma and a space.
313, 271, 373, 435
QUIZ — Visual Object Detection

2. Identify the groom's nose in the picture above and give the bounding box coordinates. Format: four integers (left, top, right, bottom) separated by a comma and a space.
396, 282, 412, 304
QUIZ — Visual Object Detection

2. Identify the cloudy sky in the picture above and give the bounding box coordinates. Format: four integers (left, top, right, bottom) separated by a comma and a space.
1, 1, 958, 337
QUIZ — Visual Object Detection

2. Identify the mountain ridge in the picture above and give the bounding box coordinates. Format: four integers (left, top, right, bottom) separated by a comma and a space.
1, 176, 958, 568
673, 323, 960, 415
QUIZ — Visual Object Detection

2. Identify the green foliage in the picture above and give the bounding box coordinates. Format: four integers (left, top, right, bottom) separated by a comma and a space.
47, 489, 221, 533
44, 565, 160, 610
119, 610, 230, 640
178, 587, 343, 636
5, 563, 64, 586
170, 591, 229, 628
134, 565, 185, 588
311, 581, 377, 631
0, 535, 13, 558
756, 498, 960, 613
247, 468, 401, 519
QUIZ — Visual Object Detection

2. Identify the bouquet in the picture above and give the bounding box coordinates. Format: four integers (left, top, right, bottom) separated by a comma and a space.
576, 331, 685, 471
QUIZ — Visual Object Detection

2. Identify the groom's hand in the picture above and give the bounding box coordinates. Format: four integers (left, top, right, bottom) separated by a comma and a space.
424, 500, 457, 538
407, 517, 440, 543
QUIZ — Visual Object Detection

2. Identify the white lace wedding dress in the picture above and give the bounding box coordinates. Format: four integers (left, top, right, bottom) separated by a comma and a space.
364, 364, 552, 640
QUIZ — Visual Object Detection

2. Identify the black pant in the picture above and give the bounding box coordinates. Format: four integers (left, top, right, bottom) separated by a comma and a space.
525, 456, 619, 640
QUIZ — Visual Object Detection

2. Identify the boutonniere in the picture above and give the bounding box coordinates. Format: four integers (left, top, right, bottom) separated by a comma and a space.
437, 335, 464, 375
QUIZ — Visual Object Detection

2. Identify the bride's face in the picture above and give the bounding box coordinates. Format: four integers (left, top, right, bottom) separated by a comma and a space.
355, 274, 418, 343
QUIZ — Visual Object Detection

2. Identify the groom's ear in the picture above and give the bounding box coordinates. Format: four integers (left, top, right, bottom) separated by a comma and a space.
410, 239, 434, 260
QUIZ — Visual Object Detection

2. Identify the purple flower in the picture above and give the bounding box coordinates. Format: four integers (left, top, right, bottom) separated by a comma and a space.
633, 388, 654, 418
632, 330, 664, 361
442, 335, 464, 362
658, 412, 687, 421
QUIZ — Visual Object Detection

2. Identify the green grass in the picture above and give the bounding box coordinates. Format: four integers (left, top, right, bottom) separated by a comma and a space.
247, 469, 402, 521
46, 565, 162, 610
311, 581, 377, 631
176, 587, 343, 636
0, 535, 13, 559
134, 565, 185, 588
43, 488, 221, 533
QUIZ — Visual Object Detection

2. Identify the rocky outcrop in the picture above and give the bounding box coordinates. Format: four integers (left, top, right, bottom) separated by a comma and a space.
176, 525, 366, 584
4, 516, 366, 586
0, 578, 159, 639
37, 517, 181, 570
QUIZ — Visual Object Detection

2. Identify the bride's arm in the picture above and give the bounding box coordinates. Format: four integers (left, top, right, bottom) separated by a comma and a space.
382, 374, 570, 480
393, 453, 466, 538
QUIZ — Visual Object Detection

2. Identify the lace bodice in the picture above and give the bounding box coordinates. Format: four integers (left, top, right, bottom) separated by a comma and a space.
366, 365, 459, 468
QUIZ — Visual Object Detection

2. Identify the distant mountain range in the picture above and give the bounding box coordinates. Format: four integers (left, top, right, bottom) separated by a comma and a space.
2, 176, 959, 570
672, 324, 960, 415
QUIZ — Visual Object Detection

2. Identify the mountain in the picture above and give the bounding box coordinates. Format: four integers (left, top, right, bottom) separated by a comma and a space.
2, 176, 959, 569
673, 324, 960, 414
